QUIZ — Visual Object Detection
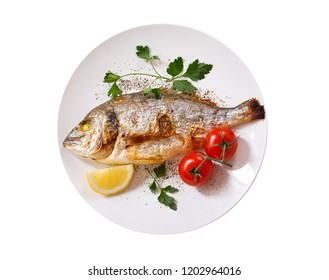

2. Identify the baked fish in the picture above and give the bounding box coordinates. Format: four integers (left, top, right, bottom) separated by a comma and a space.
63, 89, 265, 164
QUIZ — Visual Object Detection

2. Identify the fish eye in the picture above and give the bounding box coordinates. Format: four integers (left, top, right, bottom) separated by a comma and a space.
79, 121, 91, 132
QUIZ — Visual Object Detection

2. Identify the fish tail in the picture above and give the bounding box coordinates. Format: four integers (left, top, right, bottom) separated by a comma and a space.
226, 98, 265, 127
241, 98, 265, 121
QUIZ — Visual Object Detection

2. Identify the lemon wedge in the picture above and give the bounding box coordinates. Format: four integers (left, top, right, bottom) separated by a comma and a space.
86, 164, 134, 196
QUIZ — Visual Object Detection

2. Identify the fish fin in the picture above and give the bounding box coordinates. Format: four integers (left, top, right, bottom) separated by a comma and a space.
226, 98, 265, 127
160, 87, 218, 107
242, 98, 265, 121
158, 87, 174, 95
96, 157, 164, 165
187, 94, 218, 107
132, 158, 165, 164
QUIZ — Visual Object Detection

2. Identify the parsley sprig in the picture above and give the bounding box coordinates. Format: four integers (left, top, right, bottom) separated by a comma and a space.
146, 163, 179, 211
104, 45, 213, 99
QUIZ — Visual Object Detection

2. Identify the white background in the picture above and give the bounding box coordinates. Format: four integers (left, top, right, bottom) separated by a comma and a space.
1, 0, 328, 279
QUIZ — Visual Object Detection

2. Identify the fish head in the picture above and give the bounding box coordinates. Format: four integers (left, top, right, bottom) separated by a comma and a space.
62, 108, 118, 159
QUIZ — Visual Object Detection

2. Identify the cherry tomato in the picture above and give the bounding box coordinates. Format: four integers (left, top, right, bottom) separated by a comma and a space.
178, 152, 214, 187
204, 127, 238, 161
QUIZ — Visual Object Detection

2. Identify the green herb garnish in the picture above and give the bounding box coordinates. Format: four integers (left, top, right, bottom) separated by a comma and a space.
146, 162, 179, 211
104, 45, 213, 98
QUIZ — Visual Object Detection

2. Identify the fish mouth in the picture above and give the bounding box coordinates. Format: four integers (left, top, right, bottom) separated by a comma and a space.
62, 136, 106, 158
62, 136, 91, 157
62, 136, 82, 149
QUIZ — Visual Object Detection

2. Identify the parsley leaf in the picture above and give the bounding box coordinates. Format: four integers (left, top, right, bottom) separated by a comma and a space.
103, 71, 121, 83
104, 45, 213, 101
148, 180, 157, 194
136, 45, 151, 60
136, 45, 159, 62
158, 190, 177, 211
183, 59, 213, 81
151, 88, 161, 99
146, 162, 179, 211
143, 86, 152, 96
166, 57, 184, 77
107, 82, 122, 98
162, 186, 179, 194
143, 87, 161, 99
172, 80, 197, 92
153, 162, 166, 177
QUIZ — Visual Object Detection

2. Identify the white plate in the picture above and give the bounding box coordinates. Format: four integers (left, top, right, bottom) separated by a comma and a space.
57, 24, 267, 234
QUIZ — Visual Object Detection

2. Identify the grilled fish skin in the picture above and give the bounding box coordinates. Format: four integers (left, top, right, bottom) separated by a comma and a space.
63, 89, 265, 164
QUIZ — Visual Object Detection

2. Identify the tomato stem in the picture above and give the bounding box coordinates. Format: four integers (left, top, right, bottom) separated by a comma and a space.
187, 153, 233, 183
188, 157, 208, 182
210, 131, 239, 161
146, 168, 161, 188
199, 153, 233, 168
